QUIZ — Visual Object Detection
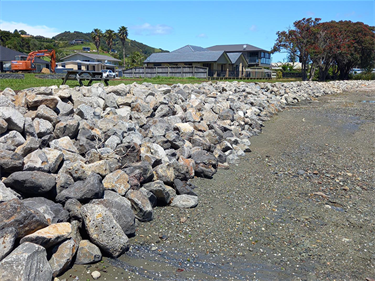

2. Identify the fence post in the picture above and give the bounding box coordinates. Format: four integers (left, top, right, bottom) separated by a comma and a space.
155, 67, 158, 78
181, 67, 183, 77
143, 66, 146, 78
193, 66, 195, 77
132, 68, 134, 78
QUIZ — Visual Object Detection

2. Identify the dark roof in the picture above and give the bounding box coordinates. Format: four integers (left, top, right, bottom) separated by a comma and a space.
144, 50, 228, 64
0, 46, 24, 61
227, 52, 244, 64
62, 52, 121, 62
0, 46, 49, 64
207, 44, 269, 52
172, 45, 209, 53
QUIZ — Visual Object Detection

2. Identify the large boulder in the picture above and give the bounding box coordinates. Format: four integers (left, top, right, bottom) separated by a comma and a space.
126, 189, 153, 222
3, 171, 56, 197
55, 173, 104, 204
81, 203, 129, 258
0, 107, 25, 133
171, 194, 198, 208
102, 170, 130, 196
0, 199, 48, 238
0, 227, 17, 261
20, 222, 72, 249
90, 199, 136, 237
22, 197, 69, 224
75, 240, 102, 265
49, 238, 78, 277
0, 150, 24, 174
142, 180, 171, 205
0, 242, 53, 281
0, 181, 21, 203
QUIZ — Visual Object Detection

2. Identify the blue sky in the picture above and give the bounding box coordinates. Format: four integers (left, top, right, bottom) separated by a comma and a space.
1, 0, 374, 62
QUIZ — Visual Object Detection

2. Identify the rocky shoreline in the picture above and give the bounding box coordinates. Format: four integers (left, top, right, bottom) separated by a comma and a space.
0, 80, 373, 280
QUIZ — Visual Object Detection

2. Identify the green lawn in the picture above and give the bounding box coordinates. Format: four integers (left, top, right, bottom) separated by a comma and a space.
0, 74, 301, 91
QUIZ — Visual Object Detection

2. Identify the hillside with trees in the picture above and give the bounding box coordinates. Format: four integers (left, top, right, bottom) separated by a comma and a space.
0, 28, 168, 68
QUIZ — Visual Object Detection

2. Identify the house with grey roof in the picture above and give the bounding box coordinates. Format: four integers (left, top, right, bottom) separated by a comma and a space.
207, 44, 271, 67
0, 46, 50, 72
144, 45, 248, 77
57, 52, 121, 72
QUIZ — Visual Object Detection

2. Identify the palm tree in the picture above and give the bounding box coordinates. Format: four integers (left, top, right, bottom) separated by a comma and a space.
118, 26, 128, 67
91, 28, 103, 53
104, 29, 116, 53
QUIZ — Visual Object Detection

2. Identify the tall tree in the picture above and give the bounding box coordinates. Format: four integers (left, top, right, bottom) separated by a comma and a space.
104, 29, 116, 53
91, 28, 103, 53
118, 26, 128, 67
272, 18, 321, 81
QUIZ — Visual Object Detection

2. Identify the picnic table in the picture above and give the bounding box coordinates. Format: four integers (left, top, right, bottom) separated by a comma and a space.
61, 70, 109, 86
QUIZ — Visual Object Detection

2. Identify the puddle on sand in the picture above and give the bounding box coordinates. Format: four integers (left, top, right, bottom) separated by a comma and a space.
104, 244, 300, 281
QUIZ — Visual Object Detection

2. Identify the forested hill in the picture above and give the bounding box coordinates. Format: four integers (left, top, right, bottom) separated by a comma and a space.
53, 31, 168, 56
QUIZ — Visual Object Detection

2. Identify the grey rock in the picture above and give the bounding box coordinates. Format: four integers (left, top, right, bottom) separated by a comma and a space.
91, 198, 136, 236
142, 180, 171, 205
0, 227, 17, 261
23, 197, 69, 224
0, 130, 25, 148
191, 150, 218, 178
75, 239, 102, 265
0, 95, 15, 108
115, 143, 141, 166
102, 170, 130, 196
23, 149, 50, 172
123, 161, 154, 188
26, 93, 59, 109
0, 150, 24, 173
35, 104, 58, 125
56, 100, 74, 117
105, 135, 121, 150
3, 171, 56, 197
76, 104, 95, 120
0, 107, 25, 133
81, 203, 129, 258
50, 136, 79, 154
171, 194, 198, 208
55, 173, 104, 204
126, 189, 153, 222
33, 118, 53, 138
54, 119, 79, 139
0, 199, 48, 238
173, 179, 198, 196
49, 238, 78, 277
24, 117, 38, 138
0, 242, 53, 281
153, 164, 175, 186
0, 118, 7, 134
139, 187, 157, 207
64, 199, 82, 223
0, 181, 21, 203
15, 137, 40, 157
103, 190, 132, 209
56, 172, 74, 194
42, 148, 64, 173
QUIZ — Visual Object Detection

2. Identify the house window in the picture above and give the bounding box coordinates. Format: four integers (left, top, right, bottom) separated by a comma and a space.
154, 63, 161, 67
61, 63, 65, 68
77, 63, 82, 70
184, 63, 192, 66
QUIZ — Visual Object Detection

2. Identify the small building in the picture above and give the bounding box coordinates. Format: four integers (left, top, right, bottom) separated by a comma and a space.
207, 44, 271, 67
0, 46, 50, 72
57, 52, 121, 72
144, 45, 247, 77
82, 47, 90, 52
70, 39, 85, 45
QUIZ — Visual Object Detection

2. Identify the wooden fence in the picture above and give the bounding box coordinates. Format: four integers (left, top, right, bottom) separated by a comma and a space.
122, 66, 208, 78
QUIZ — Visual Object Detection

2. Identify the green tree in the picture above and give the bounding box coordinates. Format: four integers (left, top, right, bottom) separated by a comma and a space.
272, 18, 321, 81
118, 26, 128, 67
104, 29, 116, 53
91, 28, 103, 53
129, 51, 146, 68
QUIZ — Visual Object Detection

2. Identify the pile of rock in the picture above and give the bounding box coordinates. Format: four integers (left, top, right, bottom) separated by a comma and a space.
0, 80, 372, 280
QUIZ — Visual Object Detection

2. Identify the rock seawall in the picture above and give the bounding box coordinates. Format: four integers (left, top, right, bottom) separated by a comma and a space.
0, 80, 373, 280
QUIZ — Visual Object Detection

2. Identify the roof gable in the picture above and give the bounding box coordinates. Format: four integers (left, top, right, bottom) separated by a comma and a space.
62, 52, 121, 62
172, 45, 209, 53
207, 44, 269, 52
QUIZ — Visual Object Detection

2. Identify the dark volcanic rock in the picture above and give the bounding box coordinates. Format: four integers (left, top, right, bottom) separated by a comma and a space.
0, 150, 23, 173
0, 242, 53, 281
0, 198, 48, 238
3, 171, 56, 197
55, 173, 104, 204
23, 197, 69, 224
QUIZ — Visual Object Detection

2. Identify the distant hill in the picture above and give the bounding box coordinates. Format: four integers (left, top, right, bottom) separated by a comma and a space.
53, 31, 168, 57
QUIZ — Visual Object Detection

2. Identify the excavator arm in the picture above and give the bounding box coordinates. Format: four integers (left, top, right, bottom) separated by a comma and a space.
27, 49, 56, 72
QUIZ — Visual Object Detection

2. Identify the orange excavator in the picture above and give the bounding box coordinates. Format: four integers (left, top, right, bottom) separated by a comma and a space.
11, 49, 56, 73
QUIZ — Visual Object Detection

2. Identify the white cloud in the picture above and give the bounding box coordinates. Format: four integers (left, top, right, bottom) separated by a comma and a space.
0, 20, 61, 38
130, 23, 173, 36
197, 33, 207, 38
249, 25, 257, 32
